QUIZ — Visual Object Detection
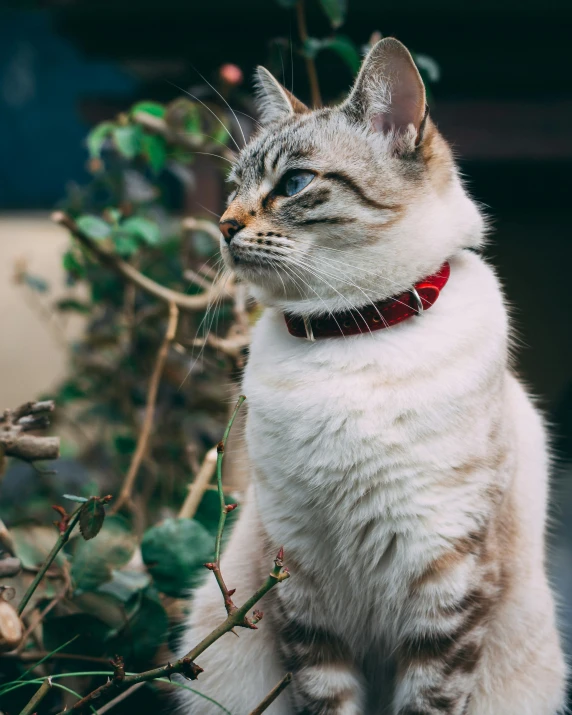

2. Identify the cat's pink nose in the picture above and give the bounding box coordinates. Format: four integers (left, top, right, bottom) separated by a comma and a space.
219, 219, 244, 245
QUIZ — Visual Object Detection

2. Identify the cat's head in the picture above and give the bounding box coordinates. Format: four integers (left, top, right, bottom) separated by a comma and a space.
219, 38, 484, 314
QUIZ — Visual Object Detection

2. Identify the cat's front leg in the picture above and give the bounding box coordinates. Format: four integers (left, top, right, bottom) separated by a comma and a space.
273, 592, 365, 714
392, 544, 500, 715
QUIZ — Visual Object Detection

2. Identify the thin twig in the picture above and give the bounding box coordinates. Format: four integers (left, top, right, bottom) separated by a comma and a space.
95, 682, 145, 714
18, 677, 52, 715
51, 212, 231, 312
55, 549, 289, 714
57, 396, 289, 715
296, 0, 322, 107
248, 673, 293, 715
111, 303, 179, 514
17, 508, 81, 617
16, 564, 71, 653
215, 397, 246, 564
178, 446, 218, 519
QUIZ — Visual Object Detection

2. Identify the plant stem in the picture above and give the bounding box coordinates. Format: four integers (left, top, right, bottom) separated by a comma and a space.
17, 509, 81, 616
51, 212, 231, 313
110, 302, 179, 514
214, 395, 246, 563
248, 673, 292, 715
296, 0, 322, 107
178, 446, 218, 519
55, 554, 289, 714
18, 677, 52, 715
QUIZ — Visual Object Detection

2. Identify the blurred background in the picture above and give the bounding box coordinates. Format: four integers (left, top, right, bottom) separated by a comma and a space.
0, 0, 571, 712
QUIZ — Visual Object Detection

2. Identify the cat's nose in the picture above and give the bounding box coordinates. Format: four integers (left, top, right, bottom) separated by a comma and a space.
219, 219, 244, 245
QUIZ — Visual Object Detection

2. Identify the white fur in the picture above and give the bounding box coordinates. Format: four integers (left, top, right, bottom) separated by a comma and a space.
178, 39, 566, 715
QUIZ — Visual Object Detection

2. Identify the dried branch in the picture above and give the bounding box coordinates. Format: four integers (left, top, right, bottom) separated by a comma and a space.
95, 682, 145, 714
55, 548, 289, 714
111, 303, 179, 514
18, 676, 52, 715
248, 673, 293, 715
178, 446, 218, 519
56, 396, 289, 715
0, 401, 59, 466
51, 212, 231, 312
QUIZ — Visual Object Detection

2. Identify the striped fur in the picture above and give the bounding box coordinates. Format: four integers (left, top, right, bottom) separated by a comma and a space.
177, 39, 566, 714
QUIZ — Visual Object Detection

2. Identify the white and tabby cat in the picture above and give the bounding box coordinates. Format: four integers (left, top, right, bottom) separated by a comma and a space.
178, 38, 567, 714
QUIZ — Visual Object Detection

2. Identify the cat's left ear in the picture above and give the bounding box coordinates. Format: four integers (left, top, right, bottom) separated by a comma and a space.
344, 38, 427, 150
254, 66, 309, 125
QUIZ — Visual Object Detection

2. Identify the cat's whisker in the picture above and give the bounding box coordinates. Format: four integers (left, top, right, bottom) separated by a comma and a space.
190, 65, 248, 148
283, 255, 375, 337
167, 80, 242, 153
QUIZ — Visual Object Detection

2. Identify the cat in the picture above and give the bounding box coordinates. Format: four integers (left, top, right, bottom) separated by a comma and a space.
177, 38, 567, 714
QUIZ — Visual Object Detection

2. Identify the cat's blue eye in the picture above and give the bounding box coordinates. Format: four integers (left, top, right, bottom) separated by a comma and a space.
281, 171, 315, 197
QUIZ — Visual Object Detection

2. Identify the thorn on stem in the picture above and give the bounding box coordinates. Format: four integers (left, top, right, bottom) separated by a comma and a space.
109, 654, 125, 683
216, 440, 225, 454
181, 657, 204, 680
224, 503, 238, 513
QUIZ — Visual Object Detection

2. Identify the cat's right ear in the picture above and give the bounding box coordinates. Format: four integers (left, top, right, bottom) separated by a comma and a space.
343, 38, 427, 151
254, 66, 309, 125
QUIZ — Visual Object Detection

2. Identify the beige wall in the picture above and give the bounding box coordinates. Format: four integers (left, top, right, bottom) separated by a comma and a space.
0, 214, 83, 410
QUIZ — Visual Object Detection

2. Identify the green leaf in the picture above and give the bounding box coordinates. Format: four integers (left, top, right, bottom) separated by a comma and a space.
112, 232, 139, 257
110, 593, 168, 664
212, 122, 230, 146
305, 35, 361, 74
71, 517, 137, 592
87, 121, 115, 159
63, 494, 89, 503
318, 0, 347, 28
11, 526, 66, 570
121, 216, 161, 246
113, 433, 137, 456
112, 125, 142, 160
55, 298, 91, 314
141, 518, 214, 597
97, 570, 151, 602
56, 379, 88, 404
141, 133, 167, 174
76, 215, 111, 240
106, 207, 122, 225
79, 498, 106, 540
414, 53, 441, 83
131, 100, 166, 119
62, 250, 86, 278
183, 102, 202, 136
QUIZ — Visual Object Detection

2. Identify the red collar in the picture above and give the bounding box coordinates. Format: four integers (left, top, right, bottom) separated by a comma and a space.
284, 262, 451, 340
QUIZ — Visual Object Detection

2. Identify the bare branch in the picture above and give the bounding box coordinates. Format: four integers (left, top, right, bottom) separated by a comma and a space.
178, 446, 218, 519
18, 677, 53, 715
111, 303, 179, 514
0, 401, 59, 466
51, 212, 231, 312
248, 673, 293, 715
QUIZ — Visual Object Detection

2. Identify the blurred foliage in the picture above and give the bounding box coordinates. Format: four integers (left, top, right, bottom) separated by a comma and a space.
0, 2, 440, 711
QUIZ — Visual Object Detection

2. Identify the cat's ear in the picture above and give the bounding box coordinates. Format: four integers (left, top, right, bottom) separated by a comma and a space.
344, 38, 427, 149
254, 66, 309, 125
